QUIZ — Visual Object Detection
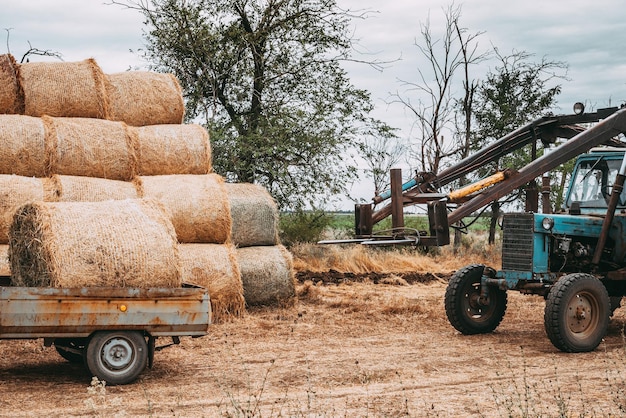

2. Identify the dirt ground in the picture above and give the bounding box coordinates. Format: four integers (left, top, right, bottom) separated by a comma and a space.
1, 272, 626, 417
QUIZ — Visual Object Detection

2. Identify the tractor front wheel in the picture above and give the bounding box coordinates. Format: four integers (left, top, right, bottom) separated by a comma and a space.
445, 264, 507, 334
544, 273, 610, 352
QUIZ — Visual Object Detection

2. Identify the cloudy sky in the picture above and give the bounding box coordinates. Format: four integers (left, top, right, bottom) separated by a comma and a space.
2, 0, 626, 207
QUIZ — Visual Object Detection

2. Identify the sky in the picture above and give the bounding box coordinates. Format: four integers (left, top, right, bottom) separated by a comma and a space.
2, 0, 626, 209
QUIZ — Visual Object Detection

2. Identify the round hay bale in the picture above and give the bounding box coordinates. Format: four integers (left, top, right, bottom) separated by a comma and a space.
179, 244, 245, 323
139, 174, 231, 243
9, 199, 181, 288
0, 54, 23, 114
43, 116, 137, 180
236, 245, 295, 306
0, 244, 9, 276
134, 124, 212, 175
0, 115, 46, 176
51, 175, 139, 202
226, 183, 279, 247
106, 71, 184, 126
0, 175, 44, 244
20, 58, 108, 118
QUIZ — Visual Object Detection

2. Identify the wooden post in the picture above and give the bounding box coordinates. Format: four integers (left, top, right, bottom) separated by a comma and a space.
391, 168, 404, 230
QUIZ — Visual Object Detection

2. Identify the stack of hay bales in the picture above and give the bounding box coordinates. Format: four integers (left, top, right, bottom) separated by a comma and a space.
0, 54, 295, 321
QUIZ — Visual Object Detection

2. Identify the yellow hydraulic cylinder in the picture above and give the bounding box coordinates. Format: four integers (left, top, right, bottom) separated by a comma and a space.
448, 171, 508, 203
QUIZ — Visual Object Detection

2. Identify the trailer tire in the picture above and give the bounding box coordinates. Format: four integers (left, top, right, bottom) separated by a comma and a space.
85, 331, 148, 385
544, 273, 609, 353
54, 338, 87, 363
445, 264, 507, 335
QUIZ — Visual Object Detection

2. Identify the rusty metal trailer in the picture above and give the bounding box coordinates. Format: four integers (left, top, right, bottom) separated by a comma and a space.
0, 277, 210, 385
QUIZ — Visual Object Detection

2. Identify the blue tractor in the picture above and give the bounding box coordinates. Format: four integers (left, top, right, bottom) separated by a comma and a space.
323, 104, 626, 352
446, 147, 626, 352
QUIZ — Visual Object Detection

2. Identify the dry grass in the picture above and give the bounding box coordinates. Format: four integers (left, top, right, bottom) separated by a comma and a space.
291, 231, 502, 274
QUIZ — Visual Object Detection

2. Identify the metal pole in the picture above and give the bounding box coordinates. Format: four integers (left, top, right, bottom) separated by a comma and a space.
592, 151, 626, 265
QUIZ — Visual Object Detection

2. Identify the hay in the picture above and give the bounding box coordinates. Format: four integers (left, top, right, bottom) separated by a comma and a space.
0, 115, 47, 176
0, 54, 23, 114
134, 124, 212, 175
9, 199, 181, 288
0, 245, 8, 276
226, 183, 279, 247
139, 174, 231, 243
43, 116, 137, 180
106, 71, 184, 126
179, 243, 245, 323
236, 245, 295, 306
50, 175, 139, 202
0, 175, 44, 244
20, 58, 108, 118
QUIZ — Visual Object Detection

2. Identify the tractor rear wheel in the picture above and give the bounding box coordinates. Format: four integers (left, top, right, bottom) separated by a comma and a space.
544, 273, 609, 352
445, 264, 507, 334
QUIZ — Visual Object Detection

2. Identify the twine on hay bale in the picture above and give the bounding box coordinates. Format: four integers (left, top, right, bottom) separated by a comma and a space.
236, 245, 295, 307
0, 175, 44, 244
106, 71, 184, 126
179, 243, 245, 323
0, 115, 47, 177
0, 54, 23, 114
43, 116, 137, 180
9, 199, 181, 288
134, 124, 212, 175
139, 174, 232, 243
20, 58, 108, 119
225, 182, 279, 247
48, 175, 140, 202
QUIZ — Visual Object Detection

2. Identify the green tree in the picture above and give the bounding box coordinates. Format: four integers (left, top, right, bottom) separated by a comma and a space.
113, 0, 391, 210
473, 48, 567, 242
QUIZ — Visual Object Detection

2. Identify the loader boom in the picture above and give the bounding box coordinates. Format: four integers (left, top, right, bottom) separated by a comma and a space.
348, 105, 626, 245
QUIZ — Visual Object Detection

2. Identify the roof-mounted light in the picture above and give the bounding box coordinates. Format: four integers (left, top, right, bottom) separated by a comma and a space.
573, 102, 585, 115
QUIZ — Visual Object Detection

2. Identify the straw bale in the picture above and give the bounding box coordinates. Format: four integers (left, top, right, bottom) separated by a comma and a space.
0, 115, 47, 176
236, 245, 295, 306
140, 174, 231, 243
20, 58, 108, 118
179, 243, 245, 323
106, 71, 184, 126
226, 183, 279, 247
51, 175, 139, 202
9, 199, 181, 288
0, 175, 44, 244
0, 245, 8, 276
0, 54, 23, 114
134, 124, 212, 175
43, 116, 137, 180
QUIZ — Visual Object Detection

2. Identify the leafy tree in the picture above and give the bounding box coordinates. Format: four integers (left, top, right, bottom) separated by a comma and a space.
473, 48, 567, 242
113, 0, 391, 210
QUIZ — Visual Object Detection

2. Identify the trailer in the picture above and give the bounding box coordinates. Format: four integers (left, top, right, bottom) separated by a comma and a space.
0, 276, 210, 385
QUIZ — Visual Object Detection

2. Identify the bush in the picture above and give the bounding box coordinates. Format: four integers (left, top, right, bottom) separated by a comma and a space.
279, 209, 333, 247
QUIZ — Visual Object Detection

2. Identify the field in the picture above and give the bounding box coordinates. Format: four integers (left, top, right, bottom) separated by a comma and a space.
1, 240, 626, 417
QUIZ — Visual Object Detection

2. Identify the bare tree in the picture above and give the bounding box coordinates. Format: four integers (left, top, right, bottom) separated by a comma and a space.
391, 3, 485, 178
3, 29, 62, 63
359, 122, 403, 197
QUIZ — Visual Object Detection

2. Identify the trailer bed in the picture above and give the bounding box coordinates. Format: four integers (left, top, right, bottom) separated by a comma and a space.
0, 285, 210, 339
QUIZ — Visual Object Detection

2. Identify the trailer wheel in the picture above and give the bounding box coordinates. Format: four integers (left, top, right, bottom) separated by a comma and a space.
85, 331, 148, 385
544, 273, 609, 352
445, 264, 507, 334
54, 338, 87, 363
